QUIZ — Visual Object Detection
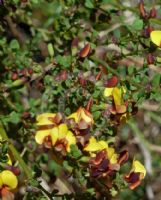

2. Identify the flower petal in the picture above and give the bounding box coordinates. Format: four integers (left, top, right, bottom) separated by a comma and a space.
1, 170, 18, 189
67, 112, 78, 123
132, 160, 146, 178
66, 131, 76, 152
112, 87, 122, 106
36, 113, 56, 125
58, 123, 68, 139
150, 30, 161, 47
84, 137, 106, 152
104, 88, 114, 97
50, 127, 59, 145
35, 129, 51, 144
98, 141, 108, 149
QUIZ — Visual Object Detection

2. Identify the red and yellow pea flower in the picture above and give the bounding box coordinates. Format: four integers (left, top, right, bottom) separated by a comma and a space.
67, 108, 94, 137
150, 30, 161, 47
125, 159, 146, 190
0, 154, 18, 200
104, 86, 127, 114
68, 107, 94, 126
83, 137, 127, 178
35, 120, 76, 153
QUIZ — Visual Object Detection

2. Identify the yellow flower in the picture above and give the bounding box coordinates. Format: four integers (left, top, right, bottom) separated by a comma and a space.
125, 159, 146, 190
84, 137, 118, 164
150, 30, 161, 47
131, 160, 146, 178
0, 170, 18, 190
68, 107, 94, 125
104, 86, 126, 114
35, 123, 76, 152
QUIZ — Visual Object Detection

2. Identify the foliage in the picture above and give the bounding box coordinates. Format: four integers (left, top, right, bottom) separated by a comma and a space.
0, 0, 160, 199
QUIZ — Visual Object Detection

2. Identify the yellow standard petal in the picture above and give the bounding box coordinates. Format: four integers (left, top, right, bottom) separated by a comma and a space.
112, 87, 122, 106
50, 127, 59, 146
98, 141, 108, 149
150, 30, 161, 47
132, 160, 146, 178
84, 137, 107, 152
36, 113, 56, 125
35, 129, 51, 144
104, 88, 114, 97
58, 124, 68, 139
1, 170, 18, 189
80, 108, 93, 123
67, 112, 78, 123
66, 131, 76, 152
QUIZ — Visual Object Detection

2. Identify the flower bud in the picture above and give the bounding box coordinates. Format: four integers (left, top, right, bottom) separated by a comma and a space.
149, 7, 157, 18
139, 0, 146, 18
11, 72, 18, 80
147, 53, 155, 64
22, 112, 31, 119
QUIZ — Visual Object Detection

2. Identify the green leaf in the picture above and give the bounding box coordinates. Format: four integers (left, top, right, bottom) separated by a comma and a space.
9, 111, 21, 124
129, 18, 143, 31
48, 160, 62, 176
70, 144, 82, 159
85, 0, 94, 9
47, 43, 54, 57
9, 39, 20, 50
56, 55, 72, 68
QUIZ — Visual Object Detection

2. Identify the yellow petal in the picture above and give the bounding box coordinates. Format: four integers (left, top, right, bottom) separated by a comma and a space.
0, 176, 3, 188
98, 141, 108, 149
104, 88, 114, 97
66, 131, 76, 152
80, 108, 93, 123
150, 30, 161, 47
67, 112, 78, 123
107, 147, 115, 159
112, 87, 122, 106
132, 160, 146, 178
35, 129, 51, 144
1, 170, 18, 189
58, 124, 68, 139
84, 137, 107, 152
36, 113, 56, 125
50, 127, 59, 145
110, 154, 118, 164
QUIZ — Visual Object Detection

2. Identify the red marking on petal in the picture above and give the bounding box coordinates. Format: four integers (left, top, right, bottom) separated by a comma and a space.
44, 136, 53, 149
90, 150, 107, 166
118, 150, 129, 165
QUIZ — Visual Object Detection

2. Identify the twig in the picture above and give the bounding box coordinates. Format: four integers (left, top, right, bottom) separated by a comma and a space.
0, 122, 32, 179
14, 147, 27, 167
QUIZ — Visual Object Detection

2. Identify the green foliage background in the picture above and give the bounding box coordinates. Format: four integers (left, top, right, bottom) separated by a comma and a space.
0, 0, 161, 199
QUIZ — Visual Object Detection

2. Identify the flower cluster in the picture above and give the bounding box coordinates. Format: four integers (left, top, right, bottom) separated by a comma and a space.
35, 107, 146, 191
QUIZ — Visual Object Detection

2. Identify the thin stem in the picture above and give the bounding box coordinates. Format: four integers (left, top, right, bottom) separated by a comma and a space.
0, 122, 32, 179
